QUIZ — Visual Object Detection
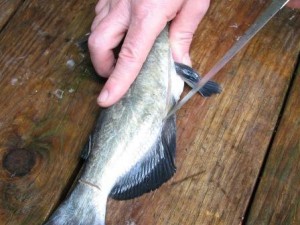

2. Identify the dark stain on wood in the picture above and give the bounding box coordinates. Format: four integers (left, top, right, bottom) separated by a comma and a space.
0, 0, 300, 224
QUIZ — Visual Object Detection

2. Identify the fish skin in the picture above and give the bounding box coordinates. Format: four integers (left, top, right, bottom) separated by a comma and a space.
45, 26, 184, 225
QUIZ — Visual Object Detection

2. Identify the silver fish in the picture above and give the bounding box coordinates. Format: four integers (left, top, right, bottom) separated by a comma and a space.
45, 26, 220, 225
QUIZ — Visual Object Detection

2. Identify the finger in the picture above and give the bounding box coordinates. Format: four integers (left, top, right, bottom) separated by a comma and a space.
95, 0, 108, 14
91, 5, 110, 31
170, 0, 210, 66
97, 6, 167, 107
287, 0, 300, 8
88, 2, 130, 77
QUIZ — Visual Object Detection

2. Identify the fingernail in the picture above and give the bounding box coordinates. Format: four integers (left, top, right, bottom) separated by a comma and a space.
98, 89, 109, 104
182, 54, 192, 66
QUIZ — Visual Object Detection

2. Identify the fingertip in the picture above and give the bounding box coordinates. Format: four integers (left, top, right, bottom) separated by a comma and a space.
97, 89, 109, 106
169, 27, 193, 65
97, 87, 123, 108
97, 87, 115, 107
182, 53, 192, 66
96, 66, 124, 106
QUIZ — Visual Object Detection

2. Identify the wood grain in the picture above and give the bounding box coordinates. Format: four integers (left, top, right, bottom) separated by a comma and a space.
106, 2, 300, 225
0, 0, 23, 31
0, 0, 100, 224
0, 0, 299, 225
245, 62, 300, 225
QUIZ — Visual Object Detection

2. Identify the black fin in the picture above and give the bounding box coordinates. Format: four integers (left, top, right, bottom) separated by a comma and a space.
198, 79, 222, 97
81, 135, 93, 160
175, 62, 200, 83
175, 62, 222, 97
110, 115, 177, 200
80, 111, 106, 160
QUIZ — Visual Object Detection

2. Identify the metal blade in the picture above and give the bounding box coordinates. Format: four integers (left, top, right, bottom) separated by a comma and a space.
167, 0, 290, 117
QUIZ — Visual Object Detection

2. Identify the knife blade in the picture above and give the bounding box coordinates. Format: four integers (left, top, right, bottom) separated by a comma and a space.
167, 0, 290, 117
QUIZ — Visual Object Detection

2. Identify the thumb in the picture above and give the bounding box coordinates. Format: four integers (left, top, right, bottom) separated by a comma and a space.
170, 0, 210, 66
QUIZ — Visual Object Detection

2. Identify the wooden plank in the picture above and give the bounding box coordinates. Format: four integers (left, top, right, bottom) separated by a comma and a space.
245, 62, 300, 225
106, 2, 300, 225
0, 0, 23, 31
0, 1, 299, 225
0, 0, 99, 224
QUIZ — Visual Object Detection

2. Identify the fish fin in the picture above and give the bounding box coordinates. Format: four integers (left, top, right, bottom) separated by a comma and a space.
110, 114, 177, 200
175, 62, 222, 97
81, 135, 93, 160
81, 111, 106, 160
175, 62, 200, 83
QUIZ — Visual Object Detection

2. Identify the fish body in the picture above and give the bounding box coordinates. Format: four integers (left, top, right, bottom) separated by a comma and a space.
45, 25, 220, 225
46, 26, 184, 225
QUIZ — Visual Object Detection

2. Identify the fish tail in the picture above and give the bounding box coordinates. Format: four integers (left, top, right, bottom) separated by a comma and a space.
44, 183, 107, 225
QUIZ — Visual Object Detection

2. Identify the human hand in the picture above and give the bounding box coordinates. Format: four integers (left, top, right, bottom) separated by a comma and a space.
88, 0, 210, 107
287, 0, 300, 8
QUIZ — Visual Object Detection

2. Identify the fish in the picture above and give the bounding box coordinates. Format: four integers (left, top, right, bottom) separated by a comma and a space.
45, 25, 220, 225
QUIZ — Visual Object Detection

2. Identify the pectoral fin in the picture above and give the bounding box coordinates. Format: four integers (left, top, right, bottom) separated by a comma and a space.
175, 62, 222, 97
110, 114, 177, 200
81, 135, 93, 160
81, 112, 106, 160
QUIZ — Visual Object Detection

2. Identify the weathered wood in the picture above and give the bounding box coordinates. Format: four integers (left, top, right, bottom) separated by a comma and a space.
0, 0, 23, 31
0, 0, 100, 224
0, 0, 299, 225
245, 62, 300, 225
106, 2, 300, 225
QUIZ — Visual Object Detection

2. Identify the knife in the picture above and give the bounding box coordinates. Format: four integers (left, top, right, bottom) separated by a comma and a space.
167, 0, 290, 117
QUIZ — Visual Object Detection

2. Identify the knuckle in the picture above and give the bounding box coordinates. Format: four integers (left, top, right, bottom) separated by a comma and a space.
132, 2, 159, 21
88, 24, 109, 49
88, 32, 102, 49
118, 42, 142, 64
175, 31, 194, 45
133, 6, 151, 20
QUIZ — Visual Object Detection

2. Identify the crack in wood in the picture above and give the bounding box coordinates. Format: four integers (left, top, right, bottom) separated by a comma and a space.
170, 170, 206, 186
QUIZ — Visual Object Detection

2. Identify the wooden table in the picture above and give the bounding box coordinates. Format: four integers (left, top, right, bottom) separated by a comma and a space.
0, 0, 299, 224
